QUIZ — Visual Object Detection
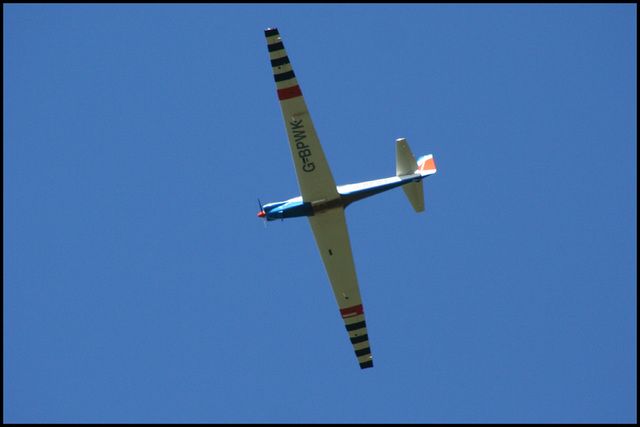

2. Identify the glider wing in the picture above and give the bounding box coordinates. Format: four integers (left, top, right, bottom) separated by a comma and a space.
265, 28, 339, 203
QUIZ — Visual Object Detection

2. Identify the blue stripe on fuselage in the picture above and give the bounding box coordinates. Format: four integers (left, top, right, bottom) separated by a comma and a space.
262, 174, 428, 221
263, 199, 313, 221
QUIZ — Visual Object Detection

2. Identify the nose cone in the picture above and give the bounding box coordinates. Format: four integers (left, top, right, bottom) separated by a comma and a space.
257, 211, 266, 218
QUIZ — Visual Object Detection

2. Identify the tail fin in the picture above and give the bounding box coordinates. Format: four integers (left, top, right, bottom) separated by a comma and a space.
416, 154, 437, 176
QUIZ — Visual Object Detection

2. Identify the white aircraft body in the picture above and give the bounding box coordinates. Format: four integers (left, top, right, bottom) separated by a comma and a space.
259, 28, 437, 369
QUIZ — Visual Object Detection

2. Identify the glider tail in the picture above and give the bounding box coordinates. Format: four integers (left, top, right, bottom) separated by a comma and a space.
395, 138, 436, 213
417, 154, 437, 176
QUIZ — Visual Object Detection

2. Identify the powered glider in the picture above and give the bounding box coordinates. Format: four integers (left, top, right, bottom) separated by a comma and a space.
260, 28, 437, 369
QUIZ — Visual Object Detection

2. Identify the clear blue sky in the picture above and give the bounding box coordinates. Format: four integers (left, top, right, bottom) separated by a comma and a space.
3, 4, 636, 423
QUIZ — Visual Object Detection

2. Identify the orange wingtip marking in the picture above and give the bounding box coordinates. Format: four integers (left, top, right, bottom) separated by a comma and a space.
340, 304, 364, 318
420, 157, 436, 171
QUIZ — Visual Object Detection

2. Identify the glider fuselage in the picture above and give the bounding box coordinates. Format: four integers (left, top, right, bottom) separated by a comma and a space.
260, 173, 424, 221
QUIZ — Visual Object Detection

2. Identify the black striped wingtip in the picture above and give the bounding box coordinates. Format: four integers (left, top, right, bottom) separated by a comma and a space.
265, 28, 279, 37
359, 360, 374, 369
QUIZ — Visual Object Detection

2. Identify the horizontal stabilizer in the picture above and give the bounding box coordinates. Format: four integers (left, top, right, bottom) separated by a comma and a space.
395, 138, 437, 212
402, 181, 424, 212
396, 138, 418, 176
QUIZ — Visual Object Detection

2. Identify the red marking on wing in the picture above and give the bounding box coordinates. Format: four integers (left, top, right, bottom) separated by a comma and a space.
340, 304, 364, 318
277, 85, 302, 100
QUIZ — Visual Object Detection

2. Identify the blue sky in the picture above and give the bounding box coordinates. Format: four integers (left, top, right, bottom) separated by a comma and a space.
3, 4, 636, 423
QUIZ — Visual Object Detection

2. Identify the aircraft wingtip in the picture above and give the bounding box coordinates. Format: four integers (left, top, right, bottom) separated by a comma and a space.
359, 360, 374, 369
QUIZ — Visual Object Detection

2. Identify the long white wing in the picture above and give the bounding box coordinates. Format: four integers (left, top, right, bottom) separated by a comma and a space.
265, 28, 339, 203
307, 208, 373, 369
265, 28, 372, 369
